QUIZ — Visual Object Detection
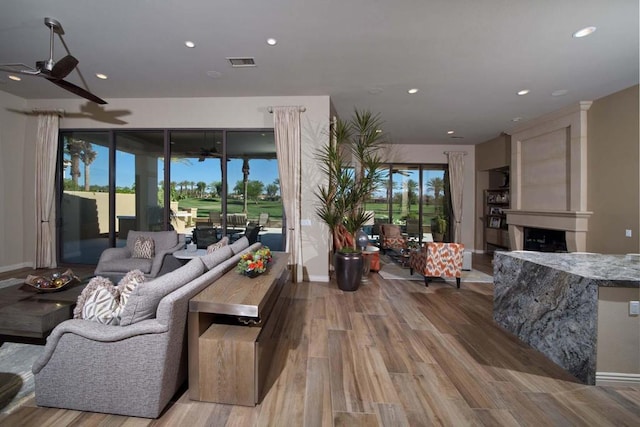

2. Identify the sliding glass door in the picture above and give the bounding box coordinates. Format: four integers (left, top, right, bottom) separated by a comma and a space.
59, 132, 111, 263
365, 163, 450, 245
58, 128, 283, 264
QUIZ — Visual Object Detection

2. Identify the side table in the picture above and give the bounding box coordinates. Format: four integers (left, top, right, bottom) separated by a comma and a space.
360, 246, 380, 284
188, 252, 291, 406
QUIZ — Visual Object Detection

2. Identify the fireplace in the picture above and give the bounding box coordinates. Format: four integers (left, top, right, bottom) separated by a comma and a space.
504, 102, 593, 252
523, 227, 567, 252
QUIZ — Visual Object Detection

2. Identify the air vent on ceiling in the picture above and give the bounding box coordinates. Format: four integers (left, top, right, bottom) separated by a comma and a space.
227, 57, 256, 67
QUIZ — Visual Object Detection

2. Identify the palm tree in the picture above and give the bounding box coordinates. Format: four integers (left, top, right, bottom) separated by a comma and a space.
196, 181, 207, 198
80, 142, 97, 191
426, 177, 444, 201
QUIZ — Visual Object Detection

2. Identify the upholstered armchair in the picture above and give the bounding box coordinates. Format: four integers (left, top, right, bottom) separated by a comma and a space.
409, 242, 464, 288
379, 224, 407, 254
95, 230, 185, 280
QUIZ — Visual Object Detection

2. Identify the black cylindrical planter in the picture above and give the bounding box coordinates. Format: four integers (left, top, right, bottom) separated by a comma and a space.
334, 251, 363, 292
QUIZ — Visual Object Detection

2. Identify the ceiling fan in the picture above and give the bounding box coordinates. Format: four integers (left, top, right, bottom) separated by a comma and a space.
197, 147, 222, 162
0, 17, 107, 104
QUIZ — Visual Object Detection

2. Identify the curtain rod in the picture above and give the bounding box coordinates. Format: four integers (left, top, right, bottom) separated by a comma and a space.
443, 151, 467, 155
31, 108, 65, 116
267, 106, 306, 113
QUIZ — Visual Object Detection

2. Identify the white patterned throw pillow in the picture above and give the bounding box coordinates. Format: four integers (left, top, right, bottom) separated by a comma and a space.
207, 236, 229, 253
117, 269, 146, 307
74, 270, 146, 325
74, 276, 122, 325
133, 236, 155, 259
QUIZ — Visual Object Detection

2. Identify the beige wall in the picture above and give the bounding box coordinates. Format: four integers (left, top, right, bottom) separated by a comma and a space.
597, 286, 640, 384
0, 91, 29, 272
587, 85, 640, 254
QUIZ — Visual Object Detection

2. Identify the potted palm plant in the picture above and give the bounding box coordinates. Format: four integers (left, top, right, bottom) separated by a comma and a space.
315, 109, 384, 291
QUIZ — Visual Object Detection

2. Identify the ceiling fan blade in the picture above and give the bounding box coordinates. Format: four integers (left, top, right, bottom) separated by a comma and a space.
47, 78, 107, 104
50, 55, 78, 79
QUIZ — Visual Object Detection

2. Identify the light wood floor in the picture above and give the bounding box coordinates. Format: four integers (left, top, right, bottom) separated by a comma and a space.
1, 255, 639, 426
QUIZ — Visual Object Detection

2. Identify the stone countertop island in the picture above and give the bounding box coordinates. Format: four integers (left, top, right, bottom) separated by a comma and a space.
493, 251, 639, 385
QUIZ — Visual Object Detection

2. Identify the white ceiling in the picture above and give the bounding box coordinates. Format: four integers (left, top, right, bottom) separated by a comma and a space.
0, 0, 637, 145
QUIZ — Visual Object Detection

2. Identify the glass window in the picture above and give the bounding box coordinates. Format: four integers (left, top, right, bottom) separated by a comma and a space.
59, 132, 111, 263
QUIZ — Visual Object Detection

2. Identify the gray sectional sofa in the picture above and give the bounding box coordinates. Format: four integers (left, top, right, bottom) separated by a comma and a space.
32, 237, 262, 418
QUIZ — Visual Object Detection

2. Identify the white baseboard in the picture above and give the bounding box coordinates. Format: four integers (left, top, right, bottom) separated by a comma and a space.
0, 261, 33, 274
596, 372, 640, 387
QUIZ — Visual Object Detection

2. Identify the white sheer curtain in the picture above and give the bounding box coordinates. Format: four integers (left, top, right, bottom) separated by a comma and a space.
35, 113, 60, 268
273, 106, 303, 282
447, 151, 465, 243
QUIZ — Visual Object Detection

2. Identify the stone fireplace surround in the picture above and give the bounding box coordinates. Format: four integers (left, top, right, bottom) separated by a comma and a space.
505, 102, 593, 252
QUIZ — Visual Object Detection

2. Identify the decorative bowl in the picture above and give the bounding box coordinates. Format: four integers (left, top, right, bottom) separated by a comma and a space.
24, 269, 79, 293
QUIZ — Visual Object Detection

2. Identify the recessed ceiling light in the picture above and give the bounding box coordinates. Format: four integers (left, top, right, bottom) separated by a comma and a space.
511, 117, 523, 122
8, 75, 21, 81
551, 89, 568, 97
408, 88, 419, 94
368, 87, 383, 94
266, 38, 277, 46
447, 130, 455, 135
206, 70, 223, 78
95, 73, 108, 80
185, 41, 196, 48
517, 89, 530, 96
573, 26, 596, 38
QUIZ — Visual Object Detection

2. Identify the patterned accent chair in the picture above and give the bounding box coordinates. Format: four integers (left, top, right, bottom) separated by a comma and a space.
379, 224, 407, 254
409, 242, 464, 288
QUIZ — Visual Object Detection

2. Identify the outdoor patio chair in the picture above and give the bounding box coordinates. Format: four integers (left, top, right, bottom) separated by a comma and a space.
258, 212, 270, 228
379, 224, 407, 254
208, 211, 222, 227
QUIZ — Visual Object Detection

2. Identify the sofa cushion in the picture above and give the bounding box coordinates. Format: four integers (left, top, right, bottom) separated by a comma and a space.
97, 257, 153, 274
133, 236, 155, 259
119, 257, 206, 326
207, 236, 229, 253
201, 244, 234, 270
229, 236, 250, 255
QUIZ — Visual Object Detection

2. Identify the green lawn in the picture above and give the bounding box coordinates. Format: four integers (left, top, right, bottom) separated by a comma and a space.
177, 198, 443, 225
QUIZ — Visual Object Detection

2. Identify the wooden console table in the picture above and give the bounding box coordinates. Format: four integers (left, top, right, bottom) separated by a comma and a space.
188, 252, 290, 406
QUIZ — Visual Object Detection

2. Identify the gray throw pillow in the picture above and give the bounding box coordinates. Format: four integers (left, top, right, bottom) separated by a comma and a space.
201, 244, 234, 270
229, 236, 249, 254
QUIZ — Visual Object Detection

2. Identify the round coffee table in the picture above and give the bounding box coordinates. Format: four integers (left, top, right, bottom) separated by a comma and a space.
173, 248, 207, 260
